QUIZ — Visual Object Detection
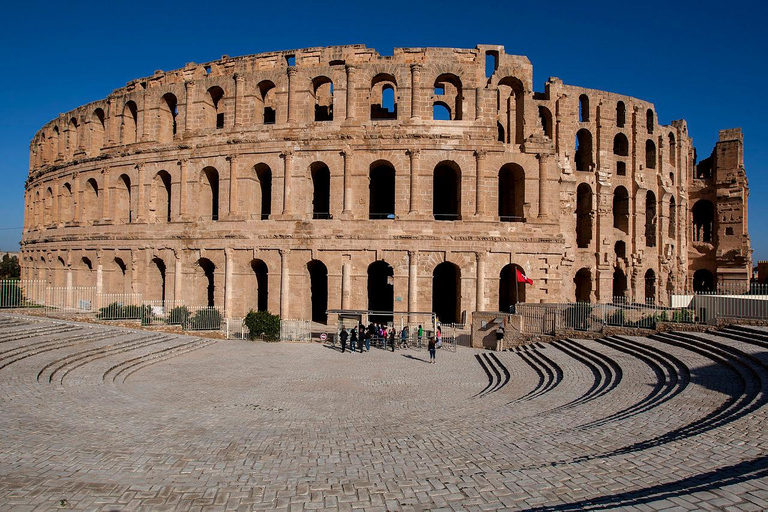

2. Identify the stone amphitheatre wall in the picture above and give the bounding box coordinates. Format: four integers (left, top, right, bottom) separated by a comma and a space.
20, 44, 751, 322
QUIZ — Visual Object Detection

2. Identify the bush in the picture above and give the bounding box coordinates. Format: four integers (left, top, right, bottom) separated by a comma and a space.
244, 310, 280, 341
96, 302, 145, 320
187, 308, 222, 330
166, 306, 191, 326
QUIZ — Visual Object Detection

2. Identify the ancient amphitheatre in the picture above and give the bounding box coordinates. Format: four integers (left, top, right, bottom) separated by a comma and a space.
21, 44, 751, 323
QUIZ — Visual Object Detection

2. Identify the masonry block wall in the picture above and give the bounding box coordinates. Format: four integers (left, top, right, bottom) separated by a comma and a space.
21, 44, 752, 322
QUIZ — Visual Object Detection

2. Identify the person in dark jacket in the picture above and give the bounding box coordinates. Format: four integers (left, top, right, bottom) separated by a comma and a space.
339, 328, 348, 353
389, 327, 396, 352
428, 333, 436, 363
350, 327, 357, 353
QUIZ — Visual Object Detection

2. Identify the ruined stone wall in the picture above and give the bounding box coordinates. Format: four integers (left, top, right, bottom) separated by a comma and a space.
21, 44, 751, 322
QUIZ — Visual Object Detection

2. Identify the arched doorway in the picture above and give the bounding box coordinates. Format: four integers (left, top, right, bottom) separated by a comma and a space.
367, 261, 394, 323
613, 268, 628, 302
150, 257, 166, 303
251, 259, 268, 312
574, 268, 592, 303
499, 264, 526, 313
576, 183, 593, 248
433, 262, 460, 323
433, 162, 461, 220
307, 260, 328, 323
196, 258, 216, 307
369, 162, 395, 219
693, 269, 715, 293
645, 269, 656, 304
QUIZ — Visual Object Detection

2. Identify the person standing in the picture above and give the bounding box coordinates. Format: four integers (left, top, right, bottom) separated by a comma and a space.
417, 325, 423, 347
340, 327, 348, 353
350, 327, 357, 353
389, 327, 396, 352
400, 325, 408, 349
436, 326, 442, 349
428, 333, 436, 363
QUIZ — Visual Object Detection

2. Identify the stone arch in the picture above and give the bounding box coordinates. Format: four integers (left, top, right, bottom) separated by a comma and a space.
498, 76, 524, 143
616, 101, 626, 128
60, 182, 74, 224
312, 76, 334, 121
49, 125, 60, 160
645, 269, 656, 304
645, 190, 657, 247
692, 199, 715, 243
307, 259, 328, 323
433, 261, 461, 323
646, 139, 657, 169
146, 257, 167, 302
254, 163, 272, 219
153, 170, 172, 223
44, 187, 54, 226
368, 260, 394, 323
579, 94, 589, 122
499, 263, 526, 313
669, 196, 676, 238
200, 167, 220, 221
121, 101, 138, 144
91, 108, 105, 153
115, 174, 132, 224
194, 257, 216, 307
158, 93, 178, 143
78, 256, 96, 288
613, 268, 628, 301
370, 73, 397, 120
668, 132, 676, 165
67, 118, 79, 158
369, 160, 395, 219
249, 259, 269, 312
613, 133, 629, 156
83, 178, 100, 223
109, 257, 131, 295
309, 162, 331, 219
498, 163, 525, 221
433, 73, 463, 121
646, 108, 654, 133
433, 160, 461, 221
257, 80, 277, 124
574, 268, 592, 303
693, 268, 715, 293
538, 106, 553, 138
613, 186, 630, 234
205, 86, 225, 129
575, 129, 593, 171
576, 183, 593, 248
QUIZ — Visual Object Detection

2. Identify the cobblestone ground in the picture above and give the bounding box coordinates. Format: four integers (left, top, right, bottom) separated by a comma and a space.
0, 314, 767, 511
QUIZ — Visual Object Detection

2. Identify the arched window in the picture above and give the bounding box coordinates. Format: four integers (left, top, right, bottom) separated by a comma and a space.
250, 259, 269, 312
646, 109, 654, 133
312, 77, 334, 121
196, 258, 216, 307
433, 74, 462, 120
50, 126, 60, 160
310, 162, 331, 219
79, 257, 95, 287
91, 109, 105, 153
613, 268, 628, 302
83, 178, 99, 223
60, 183, 74, 224
44, 188, 53, 226
498, 77, 524, 143
498, 163, 524, 221
693, 269, 715, 293
645, 269, 656, 305
645, 139, 656, 169
257, 81, 277, 124
615, 240, 626, 260
538, 106, 553, 138
692, 199, 715, 243
575, 129, 593, 171
613, 186, 629, 234
368, 261, 394, 323
111, 257, 130, 295
370, 74, 397, 120
616, 101, 626, 128
307, 260, 328, 323
613, 133, 629, 156
433, 161, 461, 221
149, 257, 167, 303
433, 102, 451, 120
616, 161, 626, 176
67, 118, 79, 158
158, 93, 178, 142
254, 163, 272, 219
579, 94, 589, 122
434, 262, 461, 322
121, 101, 138, 144
497, 122, 505, 142
369, 161, 395, 219
669, 197, 676, 238
576, 183, 593, 248
574, 268, 592, 303
668, 132, 676, 166
154, 171, 172, 223
645, 191, 656, 248
115, 174, 132, 224
201, 167, 220, 221
499, 264, 526, 312
205, 86, 225, 129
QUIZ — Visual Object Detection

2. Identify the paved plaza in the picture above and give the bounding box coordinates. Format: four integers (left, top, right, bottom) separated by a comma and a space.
0, 314, 767, 511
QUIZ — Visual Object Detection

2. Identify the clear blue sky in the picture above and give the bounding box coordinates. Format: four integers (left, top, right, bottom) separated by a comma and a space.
1, 0, 765, 260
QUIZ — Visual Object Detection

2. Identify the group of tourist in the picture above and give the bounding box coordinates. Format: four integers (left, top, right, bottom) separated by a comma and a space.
336, 324, 442, 363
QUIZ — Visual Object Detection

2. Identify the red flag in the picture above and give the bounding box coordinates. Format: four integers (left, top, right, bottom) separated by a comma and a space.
516, 268, 533, 285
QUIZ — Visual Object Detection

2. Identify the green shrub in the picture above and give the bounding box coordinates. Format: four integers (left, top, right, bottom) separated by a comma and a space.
166, 306, 191, 326
97, 302, 145, 320
187, 308, 222, 330
244, 310, 280, 341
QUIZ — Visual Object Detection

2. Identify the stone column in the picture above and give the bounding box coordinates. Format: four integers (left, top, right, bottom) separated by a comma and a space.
106, 96, 117, 146
407, 149, 420, 214
345, 65, 356, 120
342, 149, 353, 215
224, 248, 233, 318
341, 260, 351, 309
537, 153, 550, 219
280, 150, 293, 216
134, 163, 146, 223
280, 249, 290, 317
233, 73, 244, 128
410, 64, 422, 120
408, 250, 418, 322
475, 150, 486, 216
287, 67, 298, 123
227, 154, 240, 219
475, 87, 483, 121
52, 180, 60, 226
139, 91, 150, 142
72, 173, 81, 224
183, 80, 195, 133
476, 252, 486, 312
100, 168, 111, 222
176, 158, 188, 221
173, 250, 182, 302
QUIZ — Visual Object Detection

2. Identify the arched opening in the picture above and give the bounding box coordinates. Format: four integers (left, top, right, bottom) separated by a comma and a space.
91, 108, 105, 153
613, 268, 628, 302
310, 162, 331, 219
433, 262, 461, 323
613, 186, 629, 234
307, 260, 328, 324
79, 257, 95, 288
158, 93, 178, 142
115, 174, 132, 224
668, 132, 676, 166
498, 77, 525, 143
61, 183, 74, 223
201, 167, 220, 221
693, 269, 715, 293
121, 101, 138, 144
312, 77, 334, 121
644, 269, 656, 304
433, 162, 461, 220
112, 257, 129, 294
615, 240, 626, 260
367, 261, 394, 323
646, 109, 654, 133
433, 102, 451, 120
258, 81, 276, 124
576, 183, 593, 248
645, 191, 657, 247
499, 264, 526, 313
150, 257, 167, 303
669, 197, 676, 238
369, 161, 395, 219
613, 133, 629, 156
83, 178, 99, 223
498, 163, 524, 221
154, 171, 172, 223
207, 86, 225, 129
250, 259, 269, 312
574, 268, 592, 303
44, 188, 53, 226
254, 163, 272, 219
538, 106, 553, 138
497, 122, 505, 142
485, 51, 498, 78
433, 73, 462, 120
370, 74, 397, 120
616, 161, 626, 176
645, 139, 657, 169
67, 118, 79, 158
616, 101, 626, 128
575, 129, 593, 171
692, 200, 715, 243
195, 258, 216, 307
579, 94, 589, 122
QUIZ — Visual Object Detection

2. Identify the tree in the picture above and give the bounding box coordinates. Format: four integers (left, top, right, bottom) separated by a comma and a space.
0, 255, 20, 280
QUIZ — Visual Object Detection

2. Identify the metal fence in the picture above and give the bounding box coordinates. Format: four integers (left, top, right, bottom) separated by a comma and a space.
516, 300, 696, 335
225, 318, 250, 340
95, 294, 144, 320
140, 300, 188, 326
280, 319, 311, 341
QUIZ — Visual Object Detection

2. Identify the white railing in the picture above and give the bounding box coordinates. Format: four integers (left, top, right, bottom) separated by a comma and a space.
280, 319, 311, 341
225, 318, 250, 339
140, 300, 188, 326
95, 294, 144, 320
